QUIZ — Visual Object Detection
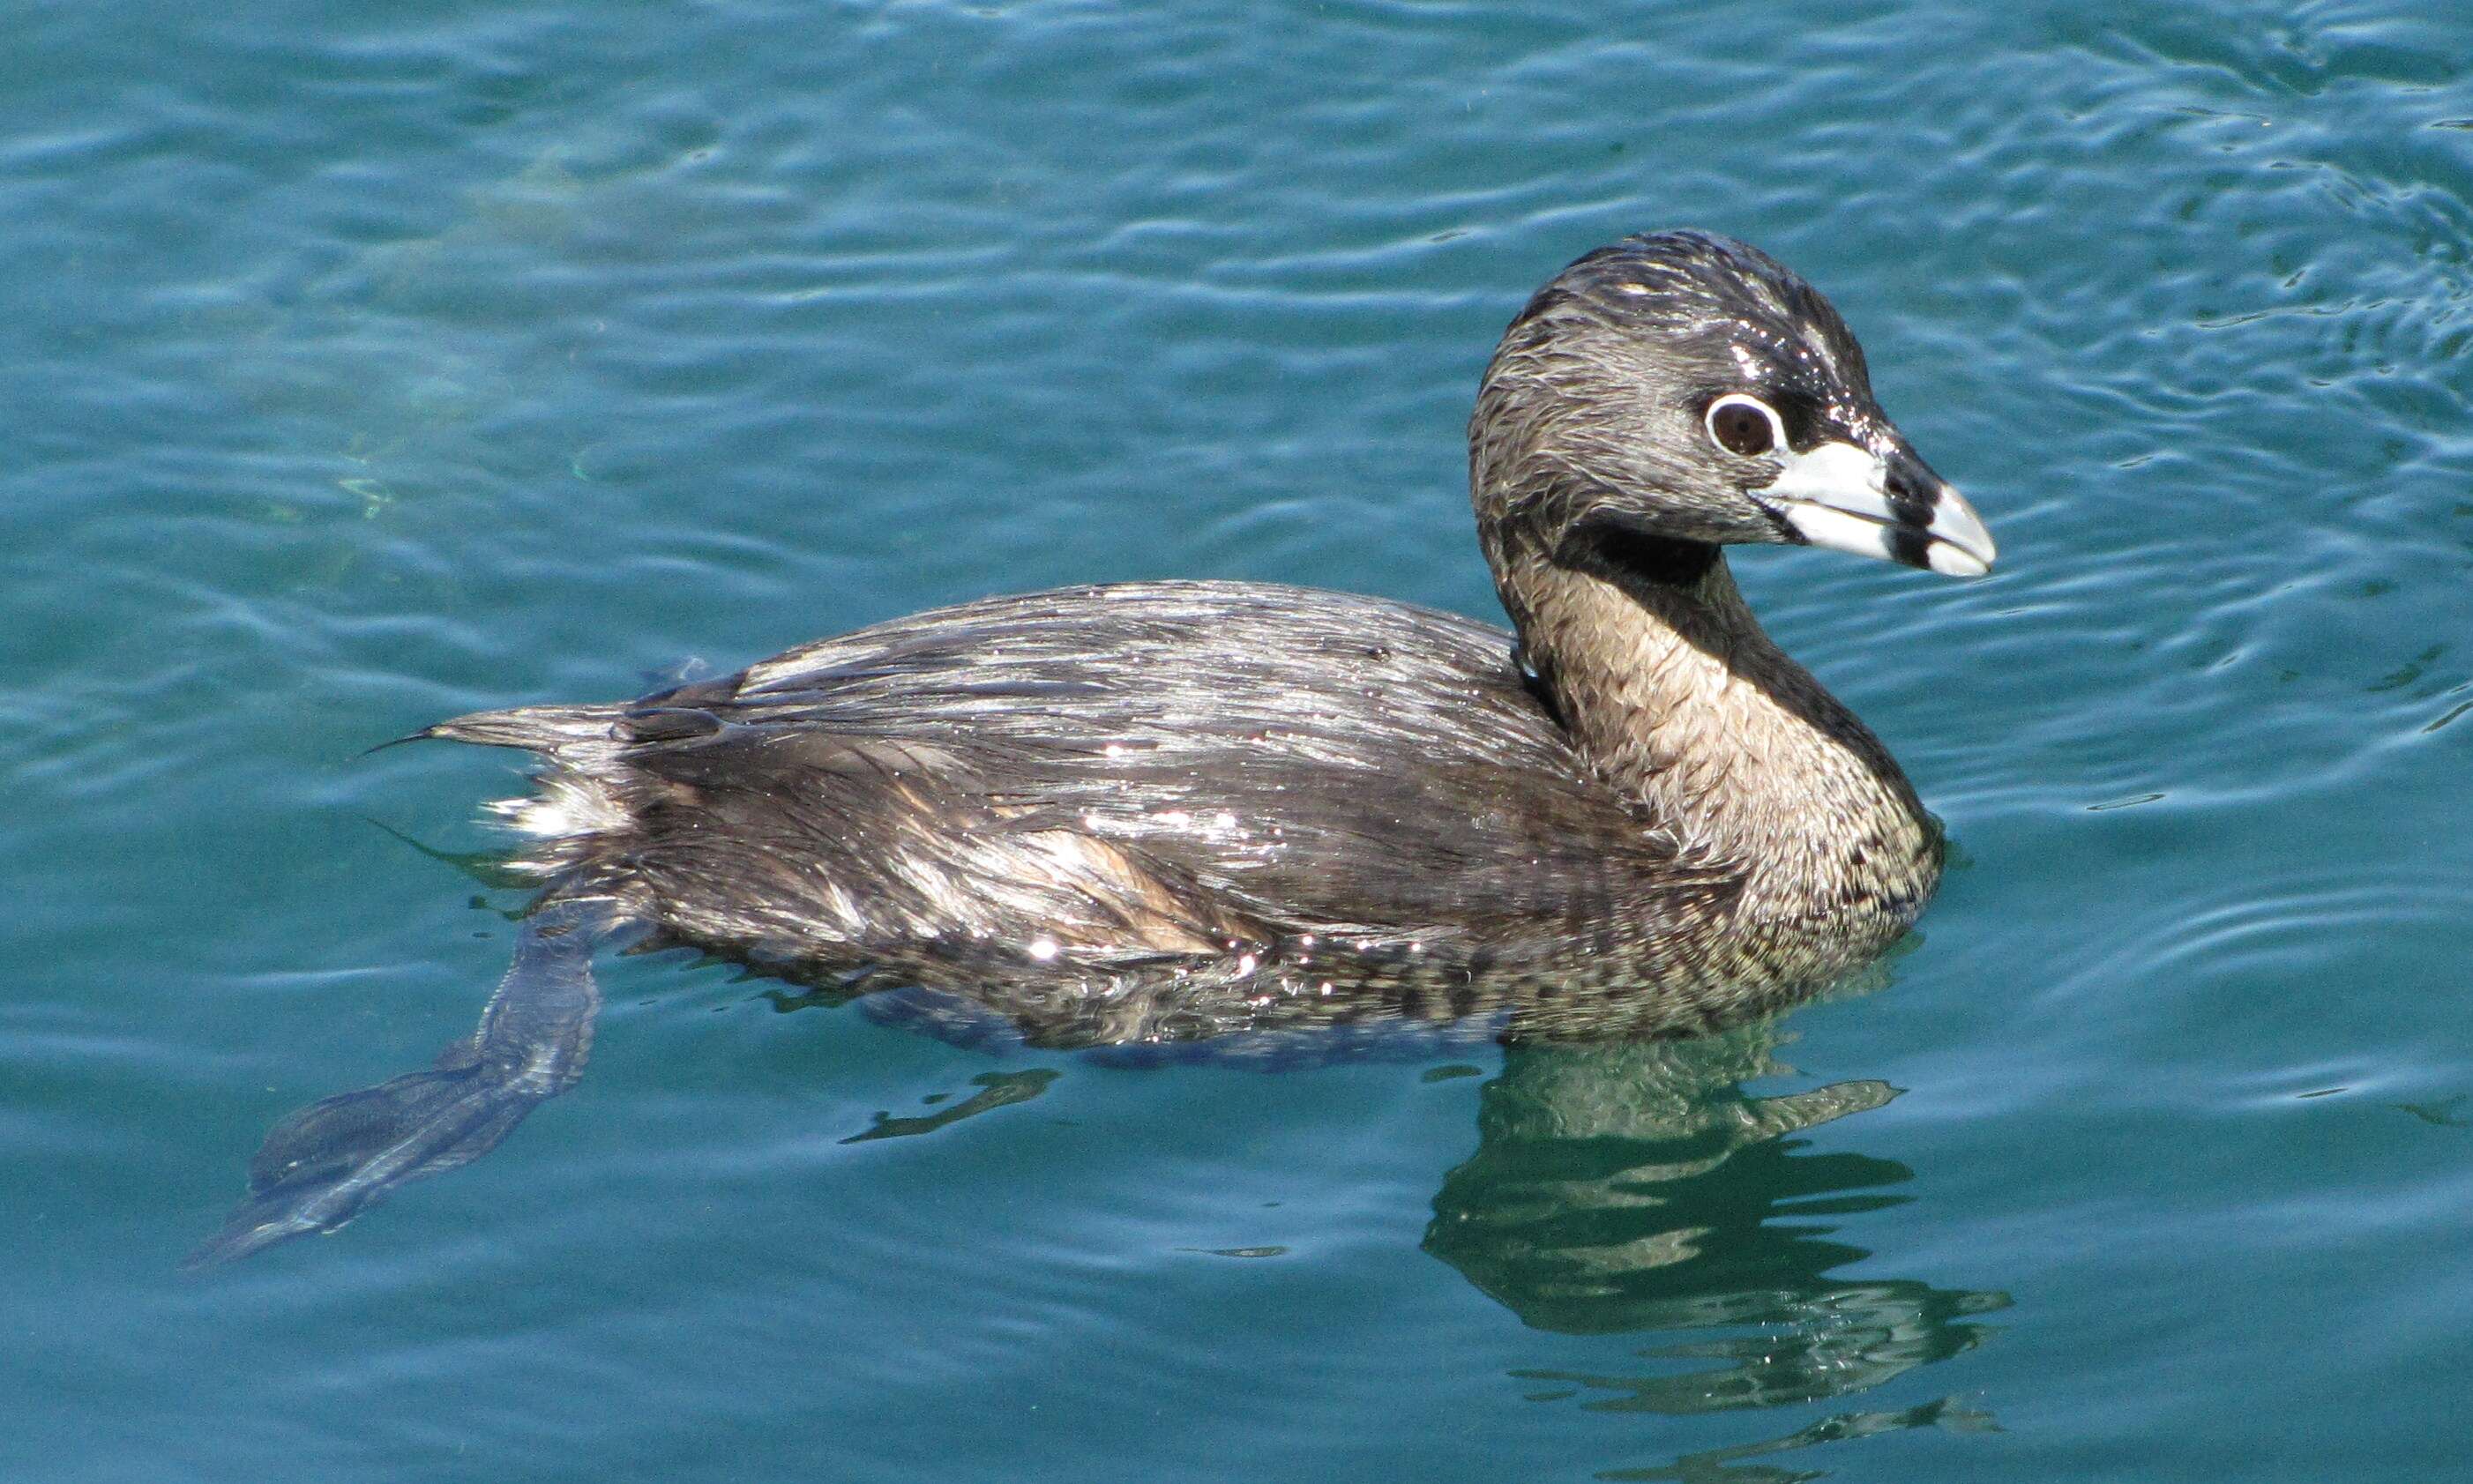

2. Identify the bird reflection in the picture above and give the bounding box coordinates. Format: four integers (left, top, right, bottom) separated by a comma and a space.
837, 1068, 1059, 1144
1427, 1025, 2008, 1414
1595, 1395, 2001, 1483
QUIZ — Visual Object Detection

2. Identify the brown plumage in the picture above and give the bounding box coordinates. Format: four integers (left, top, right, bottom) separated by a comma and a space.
194, 229, 1994, 1264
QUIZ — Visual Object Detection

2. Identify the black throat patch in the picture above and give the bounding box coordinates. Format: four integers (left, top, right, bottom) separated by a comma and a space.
1575, 525, 1721, 590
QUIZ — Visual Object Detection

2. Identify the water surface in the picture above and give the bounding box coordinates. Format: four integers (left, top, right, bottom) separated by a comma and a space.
8, 2, 2473, 1479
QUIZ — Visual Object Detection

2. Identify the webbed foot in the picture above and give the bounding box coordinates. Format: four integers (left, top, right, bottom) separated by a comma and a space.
188, 897, 619, 1267
188, 1058, 543, 1264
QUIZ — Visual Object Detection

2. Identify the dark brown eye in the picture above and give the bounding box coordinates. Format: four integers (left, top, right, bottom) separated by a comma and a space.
1705, 395, 1782, 457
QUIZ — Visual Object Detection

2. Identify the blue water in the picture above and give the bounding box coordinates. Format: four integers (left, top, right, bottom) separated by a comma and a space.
9, 1, 2473, 1478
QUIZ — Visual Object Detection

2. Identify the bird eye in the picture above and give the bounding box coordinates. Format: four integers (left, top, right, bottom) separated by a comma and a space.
1704, 395, 1782, 458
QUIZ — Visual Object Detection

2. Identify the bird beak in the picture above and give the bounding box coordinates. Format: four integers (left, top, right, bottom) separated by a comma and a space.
1757, 441, 1996, 578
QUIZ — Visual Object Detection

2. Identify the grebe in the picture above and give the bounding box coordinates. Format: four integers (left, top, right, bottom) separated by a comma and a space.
194, 230, 1993, 1264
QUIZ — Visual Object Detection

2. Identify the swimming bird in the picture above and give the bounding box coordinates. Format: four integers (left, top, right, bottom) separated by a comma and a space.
192, 229, 1993, 1264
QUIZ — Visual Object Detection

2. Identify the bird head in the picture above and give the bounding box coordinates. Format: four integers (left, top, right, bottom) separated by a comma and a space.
1472, 230, 1994, 583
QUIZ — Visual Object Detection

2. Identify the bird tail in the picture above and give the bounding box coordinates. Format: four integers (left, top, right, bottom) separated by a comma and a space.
412, 704, 623, 756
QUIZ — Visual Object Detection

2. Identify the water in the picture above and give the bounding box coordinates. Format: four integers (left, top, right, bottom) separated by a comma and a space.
8, 1, 2471, 1477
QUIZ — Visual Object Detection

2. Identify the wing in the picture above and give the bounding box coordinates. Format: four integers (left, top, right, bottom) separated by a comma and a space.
440, 582, 1736, 968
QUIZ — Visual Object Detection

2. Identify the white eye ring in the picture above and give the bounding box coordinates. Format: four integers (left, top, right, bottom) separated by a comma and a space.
1704, 394, 1785, 458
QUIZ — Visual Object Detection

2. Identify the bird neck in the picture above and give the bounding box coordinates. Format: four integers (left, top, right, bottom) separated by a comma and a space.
1500, 538, 1941, 940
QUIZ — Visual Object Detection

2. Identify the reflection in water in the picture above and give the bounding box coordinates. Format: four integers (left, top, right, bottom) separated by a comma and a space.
2395, 1095, 2469, 1128
839, 1069, 1060, 1144
1426, 1028, 2008, 1424
1599, 1396, 2000, 1484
